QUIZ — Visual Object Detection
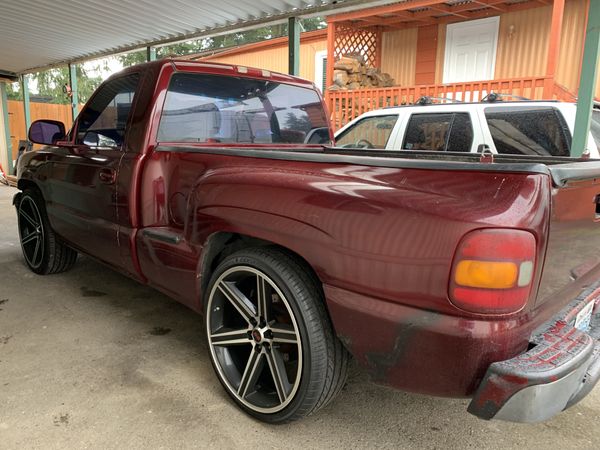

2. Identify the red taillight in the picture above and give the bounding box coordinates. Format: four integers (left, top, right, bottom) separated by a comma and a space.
449, 229, 536, 314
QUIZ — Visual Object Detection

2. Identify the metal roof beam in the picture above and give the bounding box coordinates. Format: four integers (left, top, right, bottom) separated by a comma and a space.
6, 0, 398, 75
0, 71, 18, 82
329, 0, 449, 22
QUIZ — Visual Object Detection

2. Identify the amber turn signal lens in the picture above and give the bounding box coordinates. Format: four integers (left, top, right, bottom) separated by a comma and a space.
449, 229, 537, 314
455, 260, 518, 289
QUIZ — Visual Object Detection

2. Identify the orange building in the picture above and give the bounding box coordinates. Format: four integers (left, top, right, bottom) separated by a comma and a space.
195, 30, 329, 90
198, 0, 594, 129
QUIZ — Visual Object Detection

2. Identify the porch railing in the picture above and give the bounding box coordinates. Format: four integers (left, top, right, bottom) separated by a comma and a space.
325, 76, 577, 130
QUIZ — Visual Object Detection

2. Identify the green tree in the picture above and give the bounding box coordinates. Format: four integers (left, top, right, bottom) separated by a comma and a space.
5, 82, 22, 101
117, 49, 147, 68
117, 17, 327, 67
33, 65, 103, 104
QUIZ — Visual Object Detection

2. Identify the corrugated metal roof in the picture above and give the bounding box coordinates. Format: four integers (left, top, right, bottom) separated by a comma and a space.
0, 0, 397, 75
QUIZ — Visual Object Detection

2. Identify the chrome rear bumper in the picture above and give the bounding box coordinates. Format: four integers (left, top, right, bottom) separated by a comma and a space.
468, 286, 600, 423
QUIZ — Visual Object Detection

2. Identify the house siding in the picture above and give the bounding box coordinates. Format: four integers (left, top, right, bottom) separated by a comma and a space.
415, 25, 439, 85
494, 0, 591, 98
556, 0, 587, 95
380, 0, 591, 98
380, 28, 418, 86
202, 0, 591, 98
494, 6, 551, 81
203, 38, 327, 82
435, 24, 446, 84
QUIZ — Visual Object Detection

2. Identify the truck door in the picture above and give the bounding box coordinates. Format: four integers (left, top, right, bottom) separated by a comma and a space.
46, 73, 140, 267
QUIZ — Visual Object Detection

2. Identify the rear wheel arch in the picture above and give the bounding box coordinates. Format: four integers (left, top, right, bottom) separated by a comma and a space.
199, 232, 326, 306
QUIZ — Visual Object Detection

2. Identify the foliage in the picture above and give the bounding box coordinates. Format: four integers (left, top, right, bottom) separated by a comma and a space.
5, 82, 22, 101
283, 111, 312, 133
32, 65, 104, 104
117, 17, 327, 68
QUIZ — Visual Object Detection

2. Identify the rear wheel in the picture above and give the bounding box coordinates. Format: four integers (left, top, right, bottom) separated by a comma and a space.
204, 247, 348, 423
17, 189, 77, 275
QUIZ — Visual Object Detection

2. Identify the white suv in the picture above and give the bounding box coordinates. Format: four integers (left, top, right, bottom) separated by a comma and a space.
334, 100, 600, 158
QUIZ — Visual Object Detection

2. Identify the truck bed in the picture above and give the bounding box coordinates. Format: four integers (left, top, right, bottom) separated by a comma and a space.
159, 144, 600, 186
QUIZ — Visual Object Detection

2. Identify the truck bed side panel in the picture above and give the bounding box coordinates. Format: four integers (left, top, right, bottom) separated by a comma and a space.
136, 149, 555, 395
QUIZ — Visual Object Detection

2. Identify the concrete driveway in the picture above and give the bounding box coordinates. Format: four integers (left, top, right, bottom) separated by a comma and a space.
1, 185, 598, 449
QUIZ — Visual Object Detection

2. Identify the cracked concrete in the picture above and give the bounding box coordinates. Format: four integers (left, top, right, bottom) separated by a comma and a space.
1, 185, 599, 449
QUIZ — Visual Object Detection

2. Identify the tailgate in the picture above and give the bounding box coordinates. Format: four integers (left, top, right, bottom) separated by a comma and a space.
537, 162, 600, 307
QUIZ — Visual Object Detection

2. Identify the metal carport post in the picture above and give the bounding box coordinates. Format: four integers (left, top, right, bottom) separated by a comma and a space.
147, 47, 157, 62
572, 0, 600, 157
68, 63, 79, 121
0, 81, 13, 174
21, 74, 31, 134
288, 17, 300, 76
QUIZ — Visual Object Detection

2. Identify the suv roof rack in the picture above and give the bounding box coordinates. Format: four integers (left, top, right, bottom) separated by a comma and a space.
481, 92, 530, 103
415, 96, 463, 105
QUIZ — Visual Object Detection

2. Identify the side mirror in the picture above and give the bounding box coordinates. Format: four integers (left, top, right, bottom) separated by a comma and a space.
83, 131, 100, 147
28, 120, 66, 145
305, 127, 333, 145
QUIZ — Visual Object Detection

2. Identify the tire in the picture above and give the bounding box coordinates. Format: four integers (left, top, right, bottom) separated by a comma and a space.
204, 247, 349, 423
17, 189, 78, 275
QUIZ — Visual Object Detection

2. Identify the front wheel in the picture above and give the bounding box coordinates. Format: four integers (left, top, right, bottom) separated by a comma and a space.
17, 189, 77, 275
204, 247, 348, 423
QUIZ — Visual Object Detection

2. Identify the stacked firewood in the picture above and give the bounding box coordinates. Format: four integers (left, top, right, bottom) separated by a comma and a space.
329, 54, 395, 90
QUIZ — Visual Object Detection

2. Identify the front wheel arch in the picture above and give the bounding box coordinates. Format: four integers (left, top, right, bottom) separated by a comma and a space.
16, 188, 78, 275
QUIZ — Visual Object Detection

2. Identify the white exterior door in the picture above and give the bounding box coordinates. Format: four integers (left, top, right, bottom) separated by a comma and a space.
443, 17, 499, 84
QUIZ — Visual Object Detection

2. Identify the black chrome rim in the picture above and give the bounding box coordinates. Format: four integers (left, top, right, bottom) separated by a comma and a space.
206, 266, 302, 413
18, 196, 45, 269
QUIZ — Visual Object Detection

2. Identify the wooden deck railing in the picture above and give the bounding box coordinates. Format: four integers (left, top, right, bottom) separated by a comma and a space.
325, 76, 577, 130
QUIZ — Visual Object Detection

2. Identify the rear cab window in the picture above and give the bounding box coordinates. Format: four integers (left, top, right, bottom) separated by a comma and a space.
484, 106, 571, 156
402, 112, 473, 152
157, 73, 330, 145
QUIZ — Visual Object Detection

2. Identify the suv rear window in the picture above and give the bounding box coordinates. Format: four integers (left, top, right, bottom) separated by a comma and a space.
484, 106, 571, 156
158, 73, 330, 145
403, 113, 473, 152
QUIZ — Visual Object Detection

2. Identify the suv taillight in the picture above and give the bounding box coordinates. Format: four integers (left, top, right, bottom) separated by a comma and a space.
449, 229, 536, 314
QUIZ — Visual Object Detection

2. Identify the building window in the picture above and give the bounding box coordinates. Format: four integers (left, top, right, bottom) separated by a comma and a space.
314, 50, 327, 93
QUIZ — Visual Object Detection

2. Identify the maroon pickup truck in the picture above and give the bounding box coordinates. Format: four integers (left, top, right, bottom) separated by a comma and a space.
15, 60, 600, 424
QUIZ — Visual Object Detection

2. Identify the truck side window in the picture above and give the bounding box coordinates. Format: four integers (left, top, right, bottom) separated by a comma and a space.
403, 113, 473, 152
76, 74, 140, 148
335, 115, 398, 149
484, 107, 571, 156
157, 73, 330, 145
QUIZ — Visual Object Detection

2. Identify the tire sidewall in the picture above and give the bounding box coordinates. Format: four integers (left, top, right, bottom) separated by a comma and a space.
18, 190, 51, 274
204, 249, 326, 423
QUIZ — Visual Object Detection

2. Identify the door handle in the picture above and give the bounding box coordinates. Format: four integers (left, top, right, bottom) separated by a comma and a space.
99, 168, 116, 184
